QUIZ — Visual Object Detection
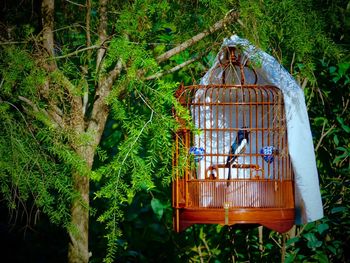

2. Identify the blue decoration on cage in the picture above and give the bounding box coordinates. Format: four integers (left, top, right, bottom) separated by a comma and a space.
189, 147, 205, 162
260, 146, 279, 163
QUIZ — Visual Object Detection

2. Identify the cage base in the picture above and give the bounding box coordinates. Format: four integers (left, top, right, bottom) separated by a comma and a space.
173, 207, 295, 233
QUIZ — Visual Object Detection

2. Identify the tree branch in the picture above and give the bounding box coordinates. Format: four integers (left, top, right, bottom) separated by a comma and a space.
65, 0, 85, 8
18, 96, 65, 129
48, 109, 66, 129
87, 59, 123, 145
43, 69, 85, 132
41, 0, 56, 60
146, 53, 205, 80
81, 0, 92, 116
18, 96, 40, 112
105, 59, 123, 90
315, 122, 336, 152
54, 45, 100, 59
0, 40, 28, 45
156, 11, 239, 64
85, 0, 92, 56
96, 0, 108, 73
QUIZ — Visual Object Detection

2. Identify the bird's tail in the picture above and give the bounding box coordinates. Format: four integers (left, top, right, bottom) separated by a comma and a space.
227, 166, 231, 187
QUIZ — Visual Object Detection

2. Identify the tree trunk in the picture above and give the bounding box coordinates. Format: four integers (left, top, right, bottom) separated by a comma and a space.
68, 145, 95, 263
68, 172, 90, 263
67, 85, 110, 262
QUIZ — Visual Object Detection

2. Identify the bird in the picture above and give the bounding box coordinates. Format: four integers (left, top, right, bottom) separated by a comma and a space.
226, 127, 250, 186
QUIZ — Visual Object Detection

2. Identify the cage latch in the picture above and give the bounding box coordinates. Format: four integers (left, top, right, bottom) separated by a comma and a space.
224, 202, 230, 225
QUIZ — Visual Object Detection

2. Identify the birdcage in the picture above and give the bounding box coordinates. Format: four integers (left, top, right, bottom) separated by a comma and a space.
172, 47, 295, 233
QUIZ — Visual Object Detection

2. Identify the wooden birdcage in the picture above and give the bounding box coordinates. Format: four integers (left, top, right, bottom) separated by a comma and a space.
172, 47, 295, 233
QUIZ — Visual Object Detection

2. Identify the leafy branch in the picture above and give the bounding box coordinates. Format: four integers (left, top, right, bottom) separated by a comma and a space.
155, 10, 239, 64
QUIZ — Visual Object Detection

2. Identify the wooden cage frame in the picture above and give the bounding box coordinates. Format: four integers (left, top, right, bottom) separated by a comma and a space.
172, 47, 295, 233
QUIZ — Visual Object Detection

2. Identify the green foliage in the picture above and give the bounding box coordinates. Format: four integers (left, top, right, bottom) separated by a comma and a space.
94, 76, 179, 261
302, 58, 350, 263
106, 191, 174, 262
0, 47, 43, 98
0, 46, 89, 230
238, 0, 342, 81
0, 100, 75, 227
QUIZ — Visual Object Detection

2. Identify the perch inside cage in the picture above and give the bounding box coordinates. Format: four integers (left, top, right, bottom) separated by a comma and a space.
172, 46, 295, 233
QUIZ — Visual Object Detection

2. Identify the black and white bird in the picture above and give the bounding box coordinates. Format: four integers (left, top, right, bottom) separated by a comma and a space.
226, 127, 250, 186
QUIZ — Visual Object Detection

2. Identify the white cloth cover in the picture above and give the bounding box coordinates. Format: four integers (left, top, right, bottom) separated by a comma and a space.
199, 35, 323, 224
